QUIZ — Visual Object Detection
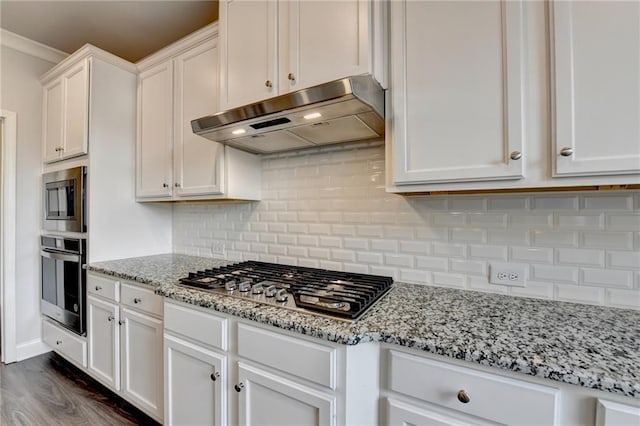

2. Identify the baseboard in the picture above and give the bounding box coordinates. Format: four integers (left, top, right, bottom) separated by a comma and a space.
16, 338, 52, 361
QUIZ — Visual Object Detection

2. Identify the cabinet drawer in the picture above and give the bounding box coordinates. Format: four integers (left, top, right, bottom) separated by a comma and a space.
87, 273, 119, 302
164, 301, 228, 351
389, 350, 559, 426
42, 319, 87, 368
120, 282, 162, 317
237, 323, 336, 389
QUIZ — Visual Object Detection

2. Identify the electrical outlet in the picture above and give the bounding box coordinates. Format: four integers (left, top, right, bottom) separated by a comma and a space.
489, 263, 527, 287
211, 241, 226, 258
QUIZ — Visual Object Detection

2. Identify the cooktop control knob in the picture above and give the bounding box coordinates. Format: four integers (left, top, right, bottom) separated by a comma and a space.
265, 285, 277, 297
238, 280, 251, 292
275, 289, 288, 302
251, 283, 264, 294
224, 280, 237, 291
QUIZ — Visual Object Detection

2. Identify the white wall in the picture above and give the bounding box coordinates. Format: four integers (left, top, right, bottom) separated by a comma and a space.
174, 143, 640, 310
0, 43, 61, 357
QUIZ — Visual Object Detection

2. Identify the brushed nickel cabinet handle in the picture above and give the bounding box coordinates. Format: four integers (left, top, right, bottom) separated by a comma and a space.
95, 285, 102, 291
287, 73, 296, 81
162, 183, 169, 188
118, 320, 124, 325
457, 390, 470, 404
133, 297, 141, 304
510, 151, 522, 160
107, 315, 114, 322
56, 340, 62, 345
560, 147, 574, 157
210, 372, 220, 382
174, 182, 180, 188
234, 383, 244, 392
265, 80, 273, 88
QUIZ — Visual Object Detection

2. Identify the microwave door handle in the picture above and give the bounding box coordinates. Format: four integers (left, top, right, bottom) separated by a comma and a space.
40, 250, 80, 262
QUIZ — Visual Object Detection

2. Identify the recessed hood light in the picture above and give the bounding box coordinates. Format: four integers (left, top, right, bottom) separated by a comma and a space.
232, 129, 246, 135
303, 112, 322, 120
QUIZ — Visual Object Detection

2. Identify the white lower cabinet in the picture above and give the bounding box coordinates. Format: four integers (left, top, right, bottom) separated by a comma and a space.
86, 273, 163, 423
164, 333, 227, 426
42, 319, 87, 368
236, 362, 335, 426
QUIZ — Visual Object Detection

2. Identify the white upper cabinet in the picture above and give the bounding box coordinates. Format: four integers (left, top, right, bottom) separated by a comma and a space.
173, 39, 225, 197
551, 0, 640, 177
391, 0, 525, 185
137, 61, 173, 198
42, 58, 90, 163
219, 0, 385, 111
136, 23, 261, 202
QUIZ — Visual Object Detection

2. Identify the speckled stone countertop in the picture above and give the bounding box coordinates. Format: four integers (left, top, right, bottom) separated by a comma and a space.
87, 254, 640, 399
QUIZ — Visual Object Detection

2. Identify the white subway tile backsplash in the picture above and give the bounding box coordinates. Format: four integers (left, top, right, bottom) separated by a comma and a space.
605, 288, 640, 310
556, 213, 604, 229
607, 251, 640, 269
450, 259, 486, 275
510, 247, 553, 263
416, 256, 449, 271
555, 248, 605, 267
582, 194, 634, 211
450, 228, 486, 243
581, 268, 632, 288
468, 245, 508, 260
581, 232, 634, 249
531, 230, 578, 247
532, 195, 578, 210
532, 265, 578, 284
556, 285, 604, 305
431, 242, 466, 258
173, 145, 639, 308
606, 213, 640, 231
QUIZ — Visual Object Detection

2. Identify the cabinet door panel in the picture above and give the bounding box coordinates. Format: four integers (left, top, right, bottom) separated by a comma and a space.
219, 0, 278, 109
237, 362, 335, 426
174, 38, 224, 196
137, 62, 173, 198
392, 0, 525, 184
120, 307, 163, 419
87, 296, 119, 390
285, 0, 370, 92
552, 1, 640, 177
165, 334, 227, 426
62, 59, 89, 158
43, 79, 64, 163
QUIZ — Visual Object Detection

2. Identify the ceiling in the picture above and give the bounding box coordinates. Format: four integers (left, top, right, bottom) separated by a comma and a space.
0, 1, 218, 63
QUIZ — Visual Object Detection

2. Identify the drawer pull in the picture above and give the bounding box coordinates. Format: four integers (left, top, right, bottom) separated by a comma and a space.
119, 320, 125, 326
95, 285, 102, 291
55, 340, 62, 345
210, 372, 220, 382
457, 390, 470, 404
560, 147, 574, 157
510, 151, 522, 160
235, 382, 244, 392
107, 315, 114, 322
133, 298, 142, 304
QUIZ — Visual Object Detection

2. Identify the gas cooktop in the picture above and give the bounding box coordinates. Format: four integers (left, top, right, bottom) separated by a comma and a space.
178, 261, 393, 321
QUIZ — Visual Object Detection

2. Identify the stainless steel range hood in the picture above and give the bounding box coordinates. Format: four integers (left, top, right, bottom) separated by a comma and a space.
191, 74, 385, 154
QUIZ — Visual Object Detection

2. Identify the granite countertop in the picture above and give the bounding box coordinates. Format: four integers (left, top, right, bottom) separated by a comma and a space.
87, 253, 640, 399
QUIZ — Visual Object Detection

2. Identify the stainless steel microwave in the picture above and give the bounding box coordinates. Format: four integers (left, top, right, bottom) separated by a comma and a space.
43, 166, 87, 233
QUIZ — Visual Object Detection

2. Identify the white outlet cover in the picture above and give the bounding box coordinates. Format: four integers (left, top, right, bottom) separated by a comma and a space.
489, 262, 527, 287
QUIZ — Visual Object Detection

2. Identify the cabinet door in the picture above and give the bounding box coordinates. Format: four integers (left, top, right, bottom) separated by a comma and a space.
391, 0, 525, 185
120, 307, 163, 420
61, 58, 89, 159
219, 0, 278, 110
164, 334, 227, 426
173, 38, 225, 197
43, 79, 64, 163
87, 296, 119, 390
237, 362, 335, 426
284, 0, 371, 93
596, 399, 640, 426
137, 61, 173, 198
387, 398, 468, 426
551, 1, 640, 177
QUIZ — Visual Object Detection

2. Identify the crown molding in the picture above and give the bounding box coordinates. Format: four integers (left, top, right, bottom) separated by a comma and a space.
0, 29, 68, 64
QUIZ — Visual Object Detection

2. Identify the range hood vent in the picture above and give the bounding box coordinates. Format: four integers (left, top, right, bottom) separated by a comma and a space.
191, 74, 385, 154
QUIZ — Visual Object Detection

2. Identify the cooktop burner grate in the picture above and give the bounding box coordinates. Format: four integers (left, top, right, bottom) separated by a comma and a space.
178, 261, 393, 320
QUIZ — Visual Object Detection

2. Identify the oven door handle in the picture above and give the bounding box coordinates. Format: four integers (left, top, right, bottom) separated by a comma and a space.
41, 250, 80, 262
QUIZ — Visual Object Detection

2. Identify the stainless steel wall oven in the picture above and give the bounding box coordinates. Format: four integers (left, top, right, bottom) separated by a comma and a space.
43, 166, 87, 233
41, 235, 86, 335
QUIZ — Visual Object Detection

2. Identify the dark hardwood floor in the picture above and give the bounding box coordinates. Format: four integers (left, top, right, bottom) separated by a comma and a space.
0, 352, 160, 426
